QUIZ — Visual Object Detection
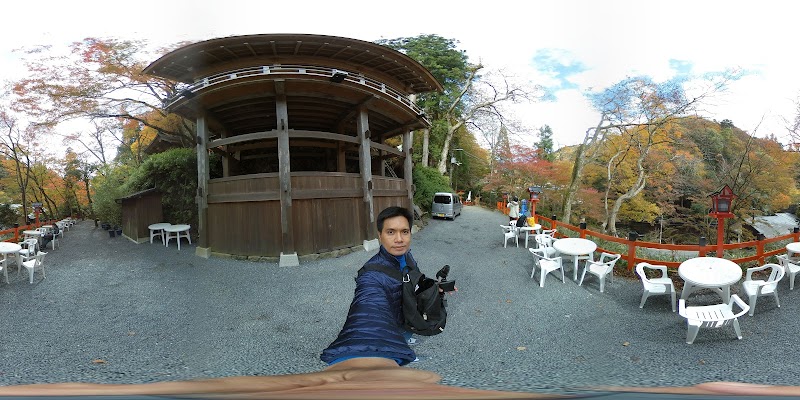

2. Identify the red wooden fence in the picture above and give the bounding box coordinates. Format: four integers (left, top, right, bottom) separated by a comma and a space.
0, 219, 60, 243
497, 203, 797, 269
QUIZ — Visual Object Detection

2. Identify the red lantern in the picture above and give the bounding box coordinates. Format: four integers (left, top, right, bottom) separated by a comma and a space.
709, 185, 736, 218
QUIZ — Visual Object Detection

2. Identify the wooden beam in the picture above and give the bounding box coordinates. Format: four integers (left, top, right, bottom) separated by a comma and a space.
370, 141, 403, 156
196, 115, 210, 250
209, 129, 359, 149
403, 130, 413, 208
357, 106, 374, 238
276, 81, 294, 253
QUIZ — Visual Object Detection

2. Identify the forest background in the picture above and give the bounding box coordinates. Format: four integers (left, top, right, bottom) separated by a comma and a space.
1, 34, 799, 245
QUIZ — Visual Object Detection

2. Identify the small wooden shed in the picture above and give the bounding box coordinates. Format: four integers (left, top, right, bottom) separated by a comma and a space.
117, 188, 163, 243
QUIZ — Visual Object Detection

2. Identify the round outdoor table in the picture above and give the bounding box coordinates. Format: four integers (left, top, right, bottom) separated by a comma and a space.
0, 242, 22, 284
678, 257, 742, 302
519, 224, 542, 248
552, 238, 597, 281
148, 223, 172, 245
164, 224, 192, 250
786, 242, 800, 259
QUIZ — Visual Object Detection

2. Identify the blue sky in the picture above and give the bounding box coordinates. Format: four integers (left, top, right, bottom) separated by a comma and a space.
1, 0, 797, 153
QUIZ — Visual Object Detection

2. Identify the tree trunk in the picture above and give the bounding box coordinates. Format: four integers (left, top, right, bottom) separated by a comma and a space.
563, 118, 606, 224
437, 123, 462, 175
605, 156, 647, 236
421, 128, 430, 167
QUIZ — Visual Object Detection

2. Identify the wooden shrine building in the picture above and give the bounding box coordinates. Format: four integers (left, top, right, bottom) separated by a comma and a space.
143, 34, 441, 265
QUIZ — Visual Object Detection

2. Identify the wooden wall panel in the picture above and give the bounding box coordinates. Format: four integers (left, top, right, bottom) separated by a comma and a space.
207, 201, 282, 256
204, 173, 407, 257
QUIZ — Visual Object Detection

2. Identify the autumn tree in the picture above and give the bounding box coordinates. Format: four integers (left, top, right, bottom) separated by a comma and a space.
0, 107, 39, 224
562, 72, 735, 230
378, 35, 539, 175
12, 38, 195, 161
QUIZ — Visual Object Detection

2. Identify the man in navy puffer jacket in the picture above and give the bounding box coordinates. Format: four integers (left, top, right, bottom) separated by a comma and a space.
321, 206, 418, 366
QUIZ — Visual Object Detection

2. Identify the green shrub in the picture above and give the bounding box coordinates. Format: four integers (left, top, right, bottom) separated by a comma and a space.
413, 166, 451, 213
123, 148, 198, 226
92, 164, 132, 226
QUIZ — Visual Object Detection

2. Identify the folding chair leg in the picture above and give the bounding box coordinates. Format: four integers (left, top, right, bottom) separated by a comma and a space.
748, 295, 757, 316
670, 291, 676, 312
639, 292, 649, 309
686, 324, 700, 344
733, 318, 742, 339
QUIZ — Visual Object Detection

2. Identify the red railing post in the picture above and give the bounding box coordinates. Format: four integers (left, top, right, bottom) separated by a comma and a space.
13, 224, 19, 242
716, 216, 725, 258
793, 227, 799, 243
756, 233, 766, 265
551, 215, 558, 235
699, 236, 708, 257
627, 232, 638, 271
579, 221, 587, 239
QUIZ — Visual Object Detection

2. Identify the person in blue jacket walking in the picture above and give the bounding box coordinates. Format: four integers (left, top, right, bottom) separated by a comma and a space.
321, 206, 419, 367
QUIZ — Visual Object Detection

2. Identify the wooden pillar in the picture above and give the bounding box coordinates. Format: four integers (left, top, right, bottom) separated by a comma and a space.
403, 130, 413, 209
358, 107, 376, 245
275, 81, 296, 266
337, 142, 346, 172
195, 115, 210, 257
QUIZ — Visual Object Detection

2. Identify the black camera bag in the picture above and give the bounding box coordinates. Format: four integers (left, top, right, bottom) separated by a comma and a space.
357, 264, 448, 336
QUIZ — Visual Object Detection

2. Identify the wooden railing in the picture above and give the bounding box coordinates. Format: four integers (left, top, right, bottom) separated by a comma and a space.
0, 220, 59, 243
534, 215, 798, 270
496, 199, 796, 270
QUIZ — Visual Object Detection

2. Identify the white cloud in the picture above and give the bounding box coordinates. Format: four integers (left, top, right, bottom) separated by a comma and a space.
2, 0, 799, 151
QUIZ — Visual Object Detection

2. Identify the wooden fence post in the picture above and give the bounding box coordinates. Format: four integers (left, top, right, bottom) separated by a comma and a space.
551, 215, 558, 234
627, 231, 638, 270
757, 233, 766, 265
699, 236, 707, 257
579, 221, 587, 239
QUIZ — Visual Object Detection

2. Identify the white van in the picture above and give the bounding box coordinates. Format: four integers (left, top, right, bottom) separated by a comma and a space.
431, 192, 462, 220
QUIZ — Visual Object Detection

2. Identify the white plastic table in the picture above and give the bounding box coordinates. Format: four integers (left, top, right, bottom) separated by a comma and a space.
164, 224, 192, 250
552, 238, 597, 281
678, 257, 742, 302
0, 242, 21, 284
148, 223, 172, 245
519, 224, 542, 248
786, 242, 800, 259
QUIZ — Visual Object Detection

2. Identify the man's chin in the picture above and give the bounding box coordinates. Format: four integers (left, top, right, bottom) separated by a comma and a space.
387, 248, 407, 256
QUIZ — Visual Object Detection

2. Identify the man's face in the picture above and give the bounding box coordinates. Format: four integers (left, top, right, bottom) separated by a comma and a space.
378, 215, 411, 257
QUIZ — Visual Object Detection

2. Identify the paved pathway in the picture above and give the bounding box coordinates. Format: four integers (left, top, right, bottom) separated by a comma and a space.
0, 208, 797, 395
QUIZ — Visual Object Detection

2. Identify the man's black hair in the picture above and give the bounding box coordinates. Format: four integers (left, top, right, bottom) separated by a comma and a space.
376, 206, 413, 232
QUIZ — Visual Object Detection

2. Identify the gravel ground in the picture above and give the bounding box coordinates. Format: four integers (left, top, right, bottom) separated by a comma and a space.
0, 207, 795, 395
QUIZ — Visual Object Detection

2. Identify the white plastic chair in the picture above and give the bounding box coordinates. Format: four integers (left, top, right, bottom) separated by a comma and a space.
540, 229, 557, 238
579, 252, 621, 293
501, 225, 519, 248
21, 251, 47, 284
0, 258, 8, 284
678, 294, 749, 344
635, 262, 676, 312
18, 238, 39, 263
529, 248, 564, 288
534, 234, 558, 257
741, 263, 784, 316
775, 254, 800, 290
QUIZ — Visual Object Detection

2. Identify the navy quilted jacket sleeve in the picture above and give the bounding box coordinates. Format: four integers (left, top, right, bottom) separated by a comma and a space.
320, 252, 416, 366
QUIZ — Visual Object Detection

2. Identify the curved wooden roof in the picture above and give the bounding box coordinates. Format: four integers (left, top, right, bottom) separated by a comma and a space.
143, 33, 442, 94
